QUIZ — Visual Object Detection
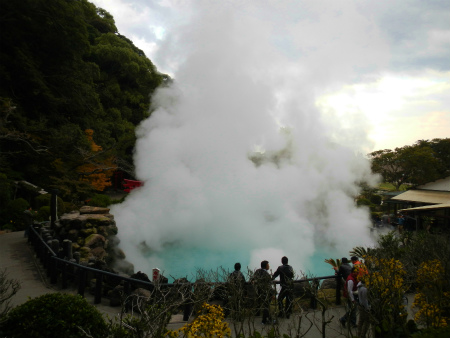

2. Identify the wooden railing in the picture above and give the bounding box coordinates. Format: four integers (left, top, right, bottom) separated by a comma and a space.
27, 224, 343, 321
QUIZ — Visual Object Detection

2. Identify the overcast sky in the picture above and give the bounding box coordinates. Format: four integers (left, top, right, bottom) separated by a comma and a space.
91, 0, 449, 152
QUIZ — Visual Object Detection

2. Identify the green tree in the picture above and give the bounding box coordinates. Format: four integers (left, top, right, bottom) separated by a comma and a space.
0, 0, 169, 199
369, 139, 448, 190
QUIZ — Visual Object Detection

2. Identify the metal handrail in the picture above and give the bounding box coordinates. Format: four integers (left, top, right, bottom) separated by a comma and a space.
27, 224, 343, 318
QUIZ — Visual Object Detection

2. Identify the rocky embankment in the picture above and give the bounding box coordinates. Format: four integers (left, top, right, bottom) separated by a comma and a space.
54, 206, 133, 275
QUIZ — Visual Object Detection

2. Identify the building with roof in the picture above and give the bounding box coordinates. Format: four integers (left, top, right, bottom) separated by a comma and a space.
391, 177, 450, 231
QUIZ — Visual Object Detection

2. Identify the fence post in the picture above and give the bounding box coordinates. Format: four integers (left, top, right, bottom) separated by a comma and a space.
50, 257, 58, 284
78, 268, 86, 297
94, 273, 102, 304
62, 262, 68, 289
183, 302, 192, 321
310, 278, 318, 309
62, 239, 72, 259
335, 274, 342, 305
50, 189, 58, 229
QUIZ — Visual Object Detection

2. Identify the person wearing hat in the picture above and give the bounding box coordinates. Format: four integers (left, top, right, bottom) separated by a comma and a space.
351, 256, 361, 266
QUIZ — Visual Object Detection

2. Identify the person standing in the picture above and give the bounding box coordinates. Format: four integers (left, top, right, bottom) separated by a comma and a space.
351, 256, 361, 266
251, 260, 274, 325
339, 267, 358, 327
272, 256, 294, 318
357, 281, 370, 338
226, 262, 246, 319
334, 257, 352, 281
23, 206, 35, 237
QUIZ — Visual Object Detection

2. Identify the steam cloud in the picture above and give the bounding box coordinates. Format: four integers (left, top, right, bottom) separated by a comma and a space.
110, 1, 379, 279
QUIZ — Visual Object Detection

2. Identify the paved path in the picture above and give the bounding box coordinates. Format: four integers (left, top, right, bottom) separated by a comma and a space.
0, 231, 416, 337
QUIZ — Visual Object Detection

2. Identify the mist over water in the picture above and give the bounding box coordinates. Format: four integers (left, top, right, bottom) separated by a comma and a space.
110, 1, 379, 280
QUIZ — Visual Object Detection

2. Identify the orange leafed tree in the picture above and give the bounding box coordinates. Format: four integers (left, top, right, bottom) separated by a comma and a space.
76, 129, 116, 191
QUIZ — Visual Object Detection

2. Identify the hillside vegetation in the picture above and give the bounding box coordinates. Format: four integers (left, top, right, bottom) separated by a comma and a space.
0, 0, 168, 203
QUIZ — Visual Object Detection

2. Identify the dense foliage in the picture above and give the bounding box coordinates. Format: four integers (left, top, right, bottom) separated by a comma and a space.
3, 293, 108, 338
354, 231, 450, 337
368, 139, 450, 190
0, 0, 168, 201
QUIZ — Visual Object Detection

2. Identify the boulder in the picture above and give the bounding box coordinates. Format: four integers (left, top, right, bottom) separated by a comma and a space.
85, 234, 106, 249
320, 278, 337, 290
80, 206, 110, 215
90, 247, 107, 260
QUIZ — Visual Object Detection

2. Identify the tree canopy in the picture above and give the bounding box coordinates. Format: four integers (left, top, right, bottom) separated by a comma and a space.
0, 0, 169, 200
369, 138, 450, 190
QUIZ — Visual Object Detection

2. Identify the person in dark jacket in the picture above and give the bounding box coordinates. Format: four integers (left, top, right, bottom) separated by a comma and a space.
226, 262, 246, 319
334, 257, 352, 281
272, 256, 294, 318
251, 260, 274, 325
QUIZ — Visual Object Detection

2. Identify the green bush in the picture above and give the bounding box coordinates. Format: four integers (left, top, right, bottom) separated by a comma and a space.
87, 194, 112, 208
370, 194, 382, 205
3, 198, 29, 231
356, 198, 372, 207
35, 206, 50, 222
0, 173, 12, 207
35, 194, 65, 215
3, 293, 108, 338
1, 223, 16, 232
412, 326, 450, 338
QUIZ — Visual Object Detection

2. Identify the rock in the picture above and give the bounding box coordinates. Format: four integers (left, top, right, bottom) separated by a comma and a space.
320, 278, 337, 290
80, 206, 110, 214
85, 234, 106, 249
90, 247, 107, 260
80, 228, 97, 237
108, 285, 124, 307
129, 288, 152, 312
79, 246, 91, 260
67, 229, 79, 242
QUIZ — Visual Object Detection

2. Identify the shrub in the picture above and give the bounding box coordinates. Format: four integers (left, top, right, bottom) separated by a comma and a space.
35, 194, 65, 216
35, 206, 50, 222
370, 194, 382, 205
0, 173, 12, 207
87, 193, 112, 208
0, 268, 21, 327
411, 326, 450, 338
3, 293, 108, 338
4, 198, 29, 231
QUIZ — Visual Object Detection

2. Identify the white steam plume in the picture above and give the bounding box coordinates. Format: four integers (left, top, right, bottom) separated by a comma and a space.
110, 1, 380, 279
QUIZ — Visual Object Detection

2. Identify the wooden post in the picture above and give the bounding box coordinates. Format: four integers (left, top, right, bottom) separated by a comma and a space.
62, 262, 68, 289
73, 252, 80, 264
63, 239, 72, 259
183, 302, 192, 321
336, 274, 342, 305
78, 268, 86, 297
94, 273, 102, 304
310, 278, 318, 309
50, 189, 58, 229
50, 257, 58, 284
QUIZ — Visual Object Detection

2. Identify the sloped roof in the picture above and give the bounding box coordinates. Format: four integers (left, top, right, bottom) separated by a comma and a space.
399, 203, 450, 212
391, 190, 450, 204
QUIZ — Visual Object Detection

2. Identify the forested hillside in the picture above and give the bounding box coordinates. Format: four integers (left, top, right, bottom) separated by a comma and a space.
0, 0, 168, 202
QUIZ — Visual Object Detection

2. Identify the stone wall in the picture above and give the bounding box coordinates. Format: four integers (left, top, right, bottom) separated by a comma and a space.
54, 206, 133, 274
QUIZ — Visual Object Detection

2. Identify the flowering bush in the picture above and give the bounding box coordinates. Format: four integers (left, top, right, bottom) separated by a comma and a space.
167, 303, 231, 338
413, 260, 450, 328
359, 257, 409, 337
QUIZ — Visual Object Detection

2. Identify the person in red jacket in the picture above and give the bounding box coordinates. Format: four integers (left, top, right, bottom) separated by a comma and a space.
339, 267, 358, 327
